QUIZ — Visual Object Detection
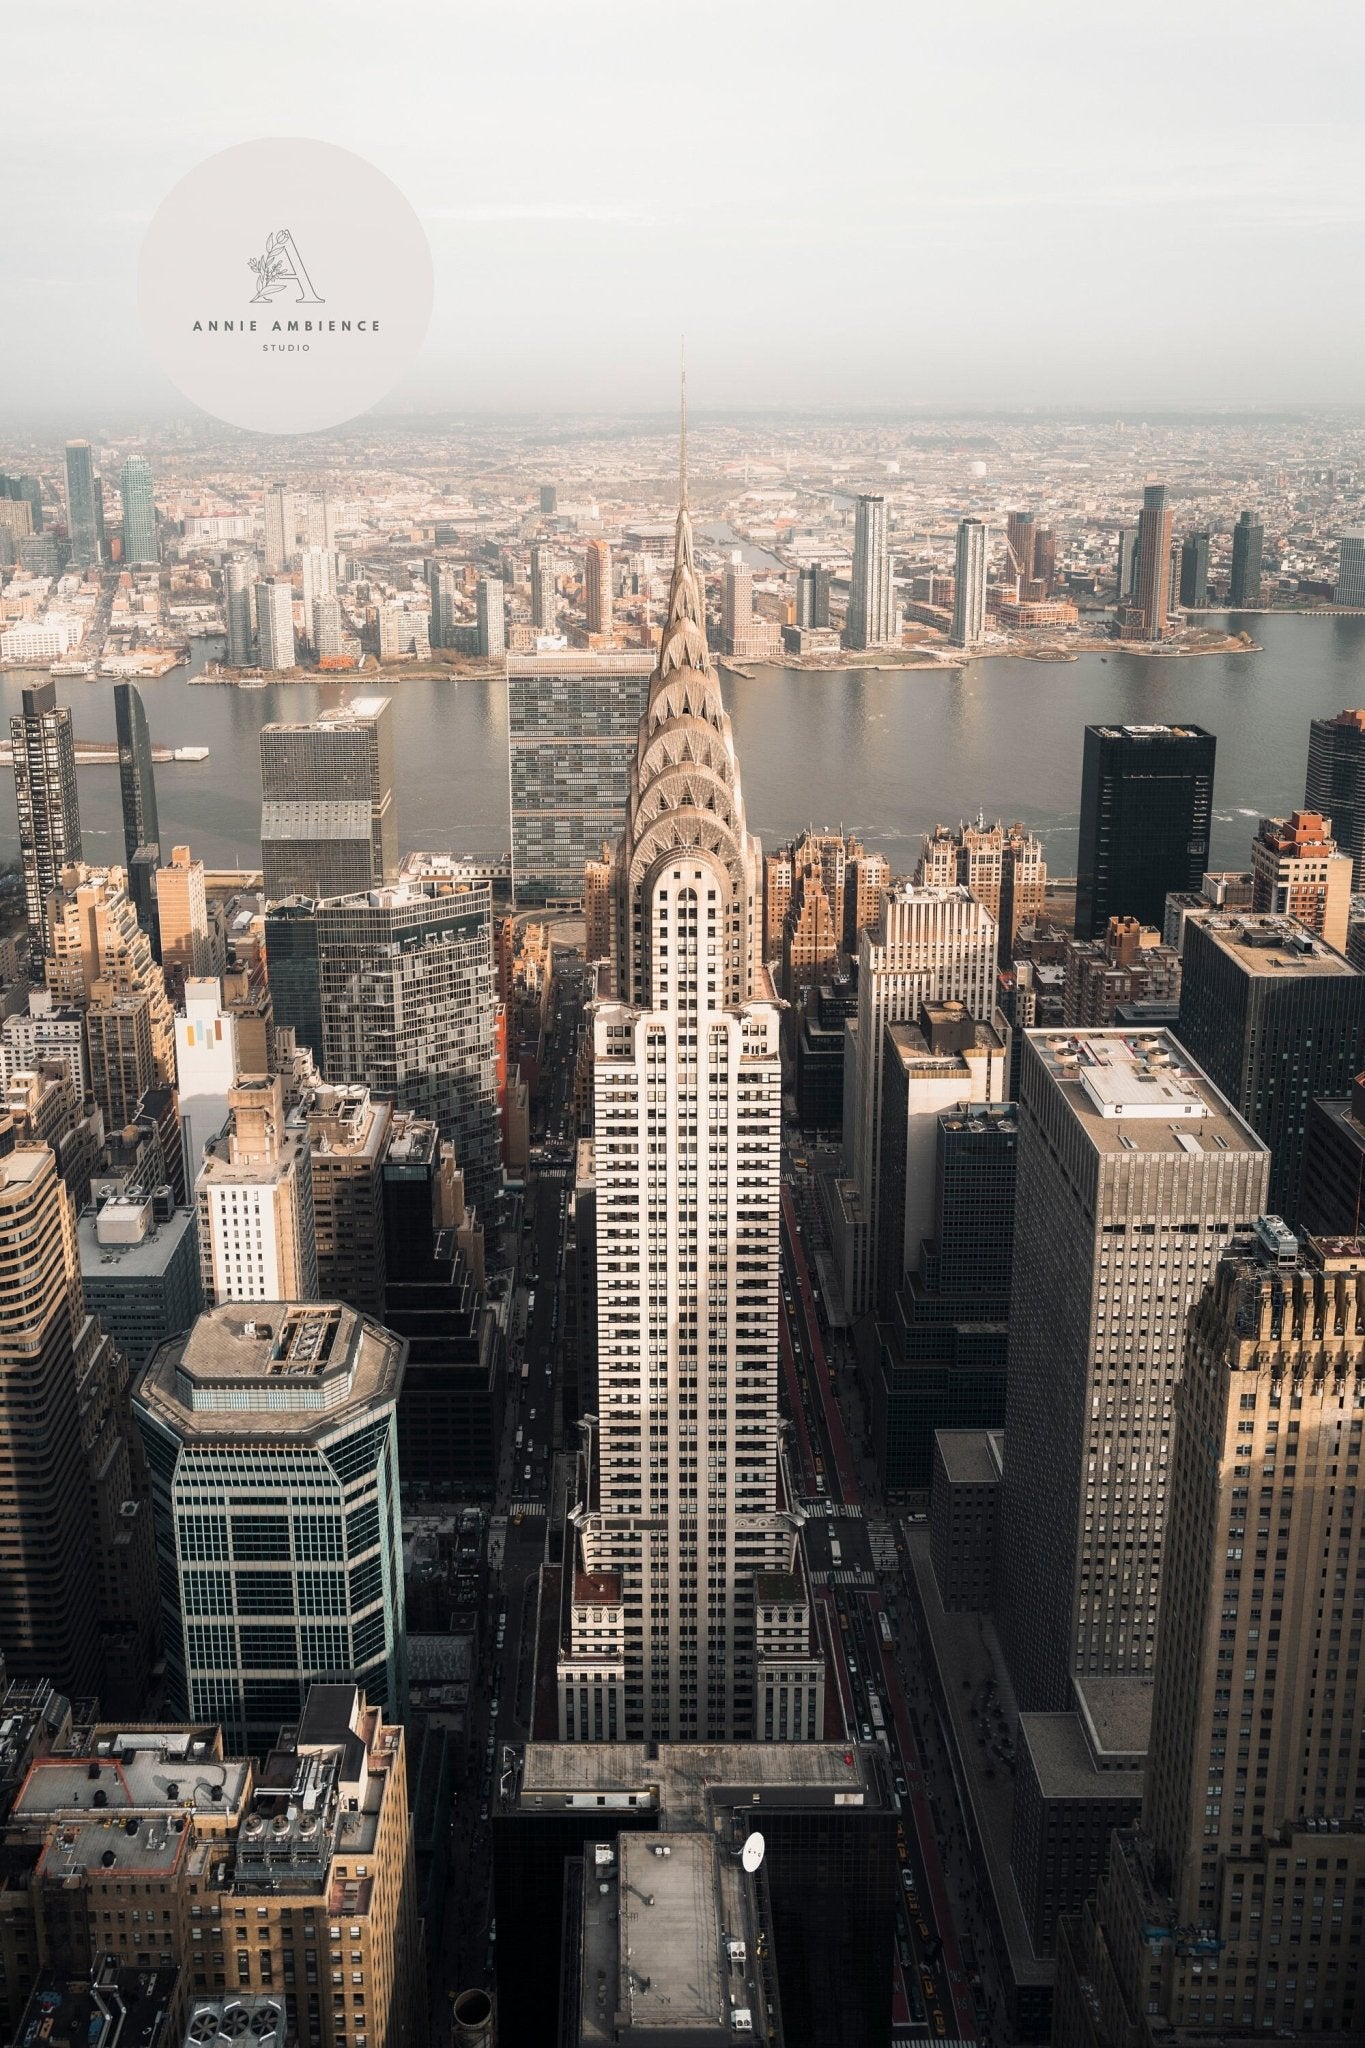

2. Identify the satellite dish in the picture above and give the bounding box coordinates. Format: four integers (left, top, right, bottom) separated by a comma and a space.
741, 1831, 765, 1874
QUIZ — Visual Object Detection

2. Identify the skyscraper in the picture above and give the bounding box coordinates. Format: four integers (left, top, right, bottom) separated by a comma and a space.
1336, 528, 1365, 607
1033, 525, 1057, 595
531, 541, 557, 630
1305, 704, 1365, 888
382, 1111, 503, 1499
845, 493, 893, 650
292, 875, 500, 1210
795, 562, 832, 629
254, 576, 295, 671
506, 654, 651, 903
1249, 808, 1352, 952
299, 544, 335, 621
63, 440, 99, 569
780, 848, 840, 1000
305, 1083, 392, 1319
1130, 483, 1173, 640
1075, 721, 1216, 938
117, 455, 157, 565
0, 1144, 107, 1699
950, 517, 988, 648
301, 493, 338, 551
874, 1007, 1010, 1316
1006, 509, 1036, 586
156, 842, 212, 979
9, 679, 83, 944
1176, 908, 1365, 1223
262, 482, 294, 572
196, 1074, 319, 1305
1228, 508, 1264, 607
0, 1144, 157, 1706
46, 862, 176, 1093
842, 884, 1000, 1315
312, 594, 343, 657
1, 469, 43, 530
1177, 530, 1209, 608
1055, 1225, 1365, 2045
919, 815, 1049, 945
558, 438, 808, 1744
996, 1028, 1269, 1713
223, 556, 255, 666
720, 551, 754, 652
476, 573, 505, 658
584, 536, 613, 637
1116, 527, 1137, 601
868, 1098, 1018, 1489
113, 681, 159, 873
426, 558, 459, 648
262, 899, 323, 1063
133, 1300, 407, 1748
259, 696, 397, 900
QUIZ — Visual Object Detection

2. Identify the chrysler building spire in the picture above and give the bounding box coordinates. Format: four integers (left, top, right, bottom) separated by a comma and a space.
555, 384, 823, 1747
612, 394, 764, 1005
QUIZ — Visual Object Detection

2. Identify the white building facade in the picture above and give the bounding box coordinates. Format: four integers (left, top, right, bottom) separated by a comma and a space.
559, 455, 813, 1744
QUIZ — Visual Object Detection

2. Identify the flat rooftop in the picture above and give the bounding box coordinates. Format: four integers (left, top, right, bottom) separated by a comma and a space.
935, 1428, 1001, 1486
515, 1741, 883, 1830
77, 1202, 197, 1279
1029, 1029, 1266, 1158
1087, 721, 1212, 742
886, 1015, 1004, 1071
577, 1830, 774, 2046
1185, 910, 1357, 977
1017, 1711, 1146, 1803
15, 1742, 249, 1822
136, 1301, 404, 1438
198, 1110, 310, 1187
1073, 1675, 1154, 1764
0, 1147, 50, 1195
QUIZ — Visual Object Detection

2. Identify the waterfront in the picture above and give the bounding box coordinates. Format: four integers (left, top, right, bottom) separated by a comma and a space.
3, 610, 1364, 876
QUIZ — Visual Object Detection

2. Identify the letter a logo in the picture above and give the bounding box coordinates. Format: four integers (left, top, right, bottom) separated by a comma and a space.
247, 228, 324, 305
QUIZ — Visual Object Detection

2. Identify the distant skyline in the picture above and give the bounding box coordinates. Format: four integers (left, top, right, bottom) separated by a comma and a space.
6, 0, 1365, 420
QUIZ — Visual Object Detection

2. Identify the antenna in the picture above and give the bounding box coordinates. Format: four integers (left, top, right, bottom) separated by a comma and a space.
741, 1831, 765, 1874
679, 338, 688, 509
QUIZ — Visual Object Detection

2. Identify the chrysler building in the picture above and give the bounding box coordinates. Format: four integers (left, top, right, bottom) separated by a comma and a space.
557, 401, 820, 1744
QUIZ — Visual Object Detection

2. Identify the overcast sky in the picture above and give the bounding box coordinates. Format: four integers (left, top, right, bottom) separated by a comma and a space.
5, 0, 1364, 419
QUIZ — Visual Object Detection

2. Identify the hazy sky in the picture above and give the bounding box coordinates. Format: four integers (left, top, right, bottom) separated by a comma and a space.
6, 0, 1365, 418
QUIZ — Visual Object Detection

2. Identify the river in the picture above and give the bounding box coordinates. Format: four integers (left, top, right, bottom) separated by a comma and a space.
4, 611, 1364, 876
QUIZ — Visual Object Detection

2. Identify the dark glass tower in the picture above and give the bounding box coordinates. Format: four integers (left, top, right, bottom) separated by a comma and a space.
1228, 508, 1264, 607
113, 681, 160, 871
1176, 908, 1365, 1223
63, 439, 100, 569
1305, 705, 1365, 888
117, 455, 158, 565
262, 898, 323, 1061
871, 1101, 1019, 1490
382, 1116, 502, 1498
1074, 721, 1216, 938
1178, 530, 1209, 607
